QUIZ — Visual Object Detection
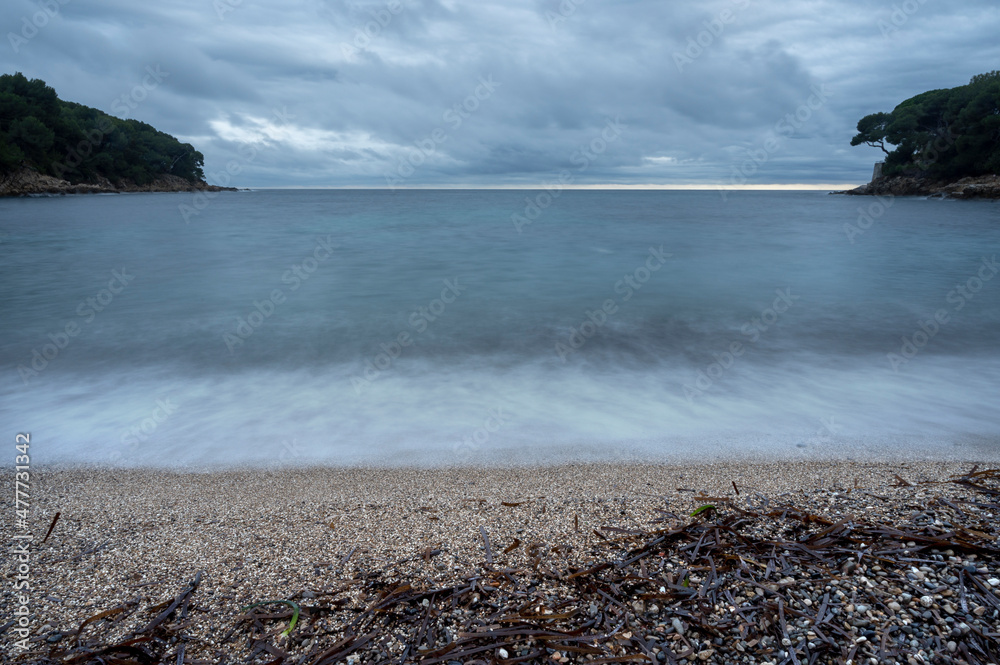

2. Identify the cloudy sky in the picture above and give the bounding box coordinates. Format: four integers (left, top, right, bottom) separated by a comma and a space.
3, 0, 998, 188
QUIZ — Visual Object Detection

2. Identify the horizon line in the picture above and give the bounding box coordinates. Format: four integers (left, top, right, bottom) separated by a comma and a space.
236, 183, 861, 191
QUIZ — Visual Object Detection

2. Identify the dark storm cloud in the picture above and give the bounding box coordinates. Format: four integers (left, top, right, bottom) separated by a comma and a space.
3, 0, 998, 187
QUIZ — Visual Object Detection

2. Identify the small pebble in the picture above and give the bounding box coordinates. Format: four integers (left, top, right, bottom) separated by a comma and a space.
920, 596, 934, 608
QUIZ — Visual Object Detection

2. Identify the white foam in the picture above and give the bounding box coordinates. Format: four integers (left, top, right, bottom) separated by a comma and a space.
6, 352, 999, 468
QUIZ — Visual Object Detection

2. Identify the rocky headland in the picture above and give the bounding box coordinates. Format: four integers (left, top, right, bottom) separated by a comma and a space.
837, 173, 1000, 200
0, 167, 237, 197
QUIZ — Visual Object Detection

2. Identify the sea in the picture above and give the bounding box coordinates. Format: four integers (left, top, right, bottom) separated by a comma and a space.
1, 189, 999, 468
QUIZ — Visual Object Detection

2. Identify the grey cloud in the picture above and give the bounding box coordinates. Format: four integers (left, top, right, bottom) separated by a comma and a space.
2, 0, 998, 187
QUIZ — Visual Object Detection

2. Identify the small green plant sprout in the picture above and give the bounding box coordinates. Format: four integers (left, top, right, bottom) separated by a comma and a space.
240, 599, 301, 637
690, 505, 716, 518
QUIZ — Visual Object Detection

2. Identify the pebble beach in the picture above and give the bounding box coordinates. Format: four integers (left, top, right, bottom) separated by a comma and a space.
4, 460, 1000, 664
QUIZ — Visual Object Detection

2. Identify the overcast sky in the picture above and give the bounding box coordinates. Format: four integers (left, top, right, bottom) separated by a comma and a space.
3, 0, 998, 188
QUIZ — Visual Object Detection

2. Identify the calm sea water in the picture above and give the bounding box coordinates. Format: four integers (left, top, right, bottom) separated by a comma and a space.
2, 190, 999, 467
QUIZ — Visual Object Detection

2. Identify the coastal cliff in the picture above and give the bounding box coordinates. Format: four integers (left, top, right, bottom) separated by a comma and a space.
837, 174, 1000, 200
0, 166, 236, 197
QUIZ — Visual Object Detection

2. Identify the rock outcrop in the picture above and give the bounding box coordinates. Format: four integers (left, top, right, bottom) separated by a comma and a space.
836, 174, 1000, 200
0, 167, 237, 197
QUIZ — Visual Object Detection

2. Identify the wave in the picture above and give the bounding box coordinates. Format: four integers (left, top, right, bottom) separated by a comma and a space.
5, 352, 999, 467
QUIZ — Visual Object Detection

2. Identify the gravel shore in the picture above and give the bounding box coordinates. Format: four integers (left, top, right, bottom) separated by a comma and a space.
4, 461, 999, 664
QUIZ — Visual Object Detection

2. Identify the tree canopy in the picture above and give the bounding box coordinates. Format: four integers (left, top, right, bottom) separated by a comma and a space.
0, 72, 205, 184
851, 71, 1000, 178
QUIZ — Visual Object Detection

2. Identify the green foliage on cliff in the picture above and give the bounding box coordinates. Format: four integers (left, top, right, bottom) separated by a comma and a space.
851, 71, 1000, 178
0, 72, 205, 184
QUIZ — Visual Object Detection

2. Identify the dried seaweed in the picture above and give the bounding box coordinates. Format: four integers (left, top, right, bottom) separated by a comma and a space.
41, 512, 61, 545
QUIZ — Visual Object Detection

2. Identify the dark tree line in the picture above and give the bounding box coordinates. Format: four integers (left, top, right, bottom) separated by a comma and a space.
851, 71, 1000, 178
0, 72, 205, 184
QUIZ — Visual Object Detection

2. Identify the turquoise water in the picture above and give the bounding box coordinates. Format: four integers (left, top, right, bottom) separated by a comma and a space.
1, 190, 999, 466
